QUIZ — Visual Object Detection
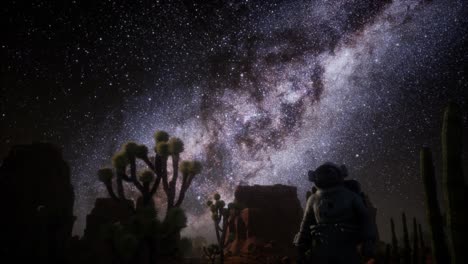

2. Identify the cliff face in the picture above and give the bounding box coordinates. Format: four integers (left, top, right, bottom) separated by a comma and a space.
226, 184, 303, 257
0, 142, 75, 262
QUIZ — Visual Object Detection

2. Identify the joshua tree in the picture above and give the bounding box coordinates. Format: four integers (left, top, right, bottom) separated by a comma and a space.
441, 103, 465, 264
206, 193, 240, 264
97, 130, 202, 212
402, 212, 411, 264
420, 147, 450, 264
206, 193, 228, 264
203, 244, 221, 264
390, 218, 399, 262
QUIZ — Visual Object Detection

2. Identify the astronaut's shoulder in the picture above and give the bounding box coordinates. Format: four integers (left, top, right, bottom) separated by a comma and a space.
306, 193, 318, 206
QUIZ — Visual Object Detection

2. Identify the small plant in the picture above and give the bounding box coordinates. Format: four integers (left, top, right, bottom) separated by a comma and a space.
203, 244, 221, 264
390, 217, 399, 262
402, 212, 411, 264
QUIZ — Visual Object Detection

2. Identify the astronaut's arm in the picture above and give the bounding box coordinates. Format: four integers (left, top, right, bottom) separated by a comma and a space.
294, 196, 317, 247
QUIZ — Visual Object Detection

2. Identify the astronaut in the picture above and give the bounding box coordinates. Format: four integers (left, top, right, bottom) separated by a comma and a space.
294, 162, 376, 264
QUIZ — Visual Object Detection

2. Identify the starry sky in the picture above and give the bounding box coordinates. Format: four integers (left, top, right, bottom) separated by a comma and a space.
1, 0, 467, 242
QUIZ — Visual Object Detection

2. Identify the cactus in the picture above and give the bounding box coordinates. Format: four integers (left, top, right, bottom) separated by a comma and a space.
384, 244, 391, 264
390, 218, 400, 262
418, 223, 425, 264
441, 103, 465, 264
390, 217, 399, 262
412, 218, 419, 264
420, 147, 450, 264
203, 244, 221, 264
402, 212, 411, 264
97, 131, 202, 213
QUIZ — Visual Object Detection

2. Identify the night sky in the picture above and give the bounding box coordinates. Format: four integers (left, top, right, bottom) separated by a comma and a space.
1, 0, 467, 242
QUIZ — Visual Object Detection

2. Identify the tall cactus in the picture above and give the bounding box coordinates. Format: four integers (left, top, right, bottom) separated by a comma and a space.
412, 218, 419, 264
441, 103, 465, 264
402, 212, 411, 264
97, 131, 202, 214
384, 244, 391, 264
418, 223, 425, 264
420, 147, 450, 264
390, 218, 399, 262
203, 244, 221, 264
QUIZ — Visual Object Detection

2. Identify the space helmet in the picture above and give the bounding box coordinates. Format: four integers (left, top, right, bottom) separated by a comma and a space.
308, 162, 348, 189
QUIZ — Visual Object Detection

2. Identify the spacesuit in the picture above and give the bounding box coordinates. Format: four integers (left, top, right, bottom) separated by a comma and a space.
294, 162, 376, 264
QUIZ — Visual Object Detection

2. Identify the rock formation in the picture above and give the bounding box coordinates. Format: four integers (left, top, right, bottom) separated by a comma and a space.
83, 198, 135, 241
0, 142, 75, 262
225, 184, 303, 258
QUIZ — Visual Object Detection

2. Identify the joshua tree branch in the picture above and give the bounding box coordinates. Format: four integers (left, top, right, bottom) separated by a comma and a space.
146, 154, 163, 196
116, 173, 126, 200
154, 154, 161, 176
174, 173, 191, 207
142, 182, 152, 203
214, 221, 221, 245
118, 170, 132, 182
221, 218, 228, 248
141, 155, 155, 172
149, 175, 162, 196
160, 156, 170, 197
129, 157, 144, 193
104, 181, 118, 201
168, 154, 180, 208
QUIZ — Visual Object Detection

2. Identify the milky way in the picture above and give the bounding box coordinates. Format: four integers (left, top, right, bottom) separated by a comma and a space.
2, 0, 467, 241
